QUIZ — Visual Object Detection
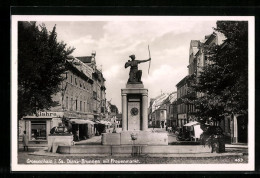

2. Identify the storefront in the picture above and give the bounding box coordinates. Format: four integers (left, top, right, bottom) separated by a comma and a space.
177, 113, 187, 127
19, 111, 95, 146
69, 119, 95, 141
19, 112, 64, 145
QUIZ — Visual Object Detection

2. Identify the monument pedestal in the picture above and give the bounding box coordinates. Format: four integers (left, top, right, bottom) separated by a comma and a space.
102, 131, 168, 145
121, 85, 148, 131
102, 83, 168, 146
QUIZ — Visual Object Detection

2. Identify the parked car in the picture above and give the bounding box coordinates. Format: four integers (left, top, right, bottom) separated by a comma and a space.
176, 122, 204, 141
175, 127, 191, 141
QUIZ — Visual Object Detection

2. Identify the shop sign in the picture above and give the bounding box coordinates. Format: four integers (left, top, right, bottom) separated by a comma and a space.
35, 111, 64, 117
178, 114, 187, 119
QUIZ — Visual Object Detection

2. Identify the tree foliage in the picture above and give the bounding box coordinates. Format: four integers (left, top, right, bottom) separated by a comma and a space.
110, 104, 119, 114
18, 22, 75, 119
185, 21, 248, 124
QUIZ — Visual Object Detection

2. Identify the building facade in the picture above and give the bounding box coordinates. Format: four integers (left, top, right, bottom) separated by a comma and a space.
165, 92, 177, 128
19, 53, 107, 146
176, 31, 247, 144
76, 52, 107, 121
176, 33, 219, 127
176, 76, 188, 127
148, 93, 171, 128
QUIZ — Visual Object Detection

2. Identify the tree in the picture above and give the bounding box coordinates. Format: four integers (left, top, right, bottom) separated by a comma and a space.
110, 104, 119, 114
184, 21, 248, 125
18, 22, 75, 119
107, 101, 119, 114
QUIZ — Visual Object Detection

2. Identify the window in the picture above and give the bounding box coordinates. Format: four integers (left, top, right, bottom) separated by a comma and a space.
66, 96, 68, 109
84, 102, 85, 112
87, 100, 90, 112
65, 72, 68, 79
31, 121, 46, 140
93, 91, 97, 99
76, 99, 78, 110
70, 75, 73, 83
80, 101, 82, 111
71, 98, 73, 110
83, 83, 85, 89
75, 78, 77, 85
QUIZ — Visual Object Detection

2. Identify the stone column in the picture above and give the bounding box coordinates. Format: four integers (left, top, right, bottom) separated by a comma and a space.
233, 115, 238, 143
122, 94, 127, 131
142, 93, 148, 131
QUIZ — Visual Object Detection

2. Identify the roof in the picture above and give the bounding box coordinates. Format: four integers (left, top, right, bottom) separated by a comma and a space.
204, 32, 217, 45
151, 93, 170, 112
176, 75, 188, 88
76, 56, 92, 63
168, 92, 177, 103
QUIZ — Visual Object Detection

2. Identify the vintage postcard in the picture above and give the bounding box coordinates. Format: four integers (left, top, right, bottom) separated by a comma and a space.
11, 15, 255, 171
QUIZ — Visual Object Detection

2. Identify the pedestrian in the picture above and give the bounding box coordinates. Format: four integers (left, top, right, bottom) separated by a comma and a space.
22, 131, 28, 151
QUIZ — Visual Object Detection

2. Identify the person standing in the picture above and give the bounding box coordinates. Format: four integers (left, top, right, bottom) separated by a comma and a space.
22, 131, 28, 151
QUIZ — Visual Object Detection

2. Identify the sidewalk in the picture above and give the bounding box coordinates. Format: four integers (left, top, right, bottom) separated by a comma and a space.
27, 145, 247, 158
225, 144, 248, 149
20, 128, 248, 158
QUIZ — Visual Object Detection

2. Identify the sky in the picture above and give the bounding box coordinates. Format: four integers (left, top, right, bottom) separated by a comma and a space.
38, 18, 218, 112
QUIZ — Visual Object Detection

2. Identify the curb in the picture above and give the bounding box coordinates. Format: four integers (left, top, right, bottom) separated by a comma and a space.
28, 150, 246, 158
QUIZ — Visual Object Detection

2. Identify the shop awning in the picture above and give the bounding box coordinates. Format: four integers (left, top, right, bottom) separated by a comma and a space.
100, 120, 112, 125
70, 119, 95, 125
184, 121, 199, 127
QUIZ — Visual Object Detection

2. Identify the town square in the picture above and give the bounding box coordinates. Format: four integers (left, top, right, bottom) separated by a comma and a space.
11, 16, 254, 171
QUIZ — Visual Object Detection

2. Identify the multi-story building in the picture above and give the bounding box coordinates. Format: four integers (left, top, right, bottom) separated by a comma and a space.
19, 52, 107, 146
176, 76, 189, 127
165, 92, 177, 128
76, 52, 107, 121
148, 98, 156, 127
176, 31, 247, 144
176, 33, 219, 127
148, 93, 169, 128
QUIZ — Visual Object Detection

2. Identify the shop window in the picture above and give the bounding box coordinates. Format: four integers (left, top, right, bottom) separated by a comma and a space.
31, 121, 46, 141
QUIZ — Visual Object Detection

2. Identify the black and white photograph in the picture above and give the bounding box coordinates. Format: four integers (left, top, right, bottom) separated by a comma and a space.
11, 16, 254, 171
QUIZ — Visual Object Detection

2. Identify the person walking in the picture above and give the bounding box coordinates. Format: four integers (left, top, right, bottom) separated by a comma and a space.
22, 131, 28, 151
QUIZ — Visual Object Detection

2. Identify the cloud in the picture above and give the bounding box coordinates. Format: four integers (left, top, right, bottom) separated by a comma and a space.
70, 35, 96, 46
42, 19, 218, 112
142, 65, 187, 100
103, 65, 121, 79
